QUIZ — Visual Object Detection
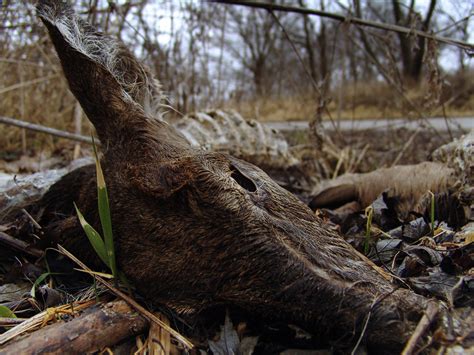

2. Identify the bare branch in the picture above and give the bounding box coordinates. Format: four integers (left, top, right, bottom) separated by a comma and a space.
0, 116, 93, 145
211, 0, 474, 53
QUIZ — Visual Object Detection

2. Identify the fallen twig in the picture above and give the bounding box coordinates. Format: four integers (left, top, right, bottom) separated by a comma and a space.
0, 300, 147, 353
21, 208, 42, 230
0, 317, 27, 327
402, 301, 439, 355
0, 300, 95, 345
0, 231, 43, 258
0, 116, 94, 145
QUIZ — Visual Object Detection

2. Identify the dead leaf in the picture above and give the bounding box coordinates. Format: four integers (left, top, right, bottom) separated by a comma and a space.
0, 283, 29, 303
209, 313, 240, 355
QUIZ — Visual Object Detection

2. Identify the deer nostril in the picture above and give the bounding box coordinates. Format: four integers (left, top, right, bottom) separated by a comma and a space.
230, 164, 257, 192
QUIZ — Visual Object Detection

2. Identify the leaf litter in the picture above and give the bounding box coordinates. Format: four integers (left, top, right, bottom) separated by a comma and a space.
0, 129, 473, 353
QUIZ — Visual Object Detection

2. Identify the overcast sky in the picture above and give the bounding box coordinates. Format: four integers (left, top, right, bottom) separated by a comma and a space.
136, 0, 472, 72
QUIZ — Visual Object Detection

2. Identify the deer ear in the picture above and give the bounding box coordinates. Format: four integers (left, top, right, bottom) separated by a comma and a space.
128, 159, 194, 199
37, 0, 165, 148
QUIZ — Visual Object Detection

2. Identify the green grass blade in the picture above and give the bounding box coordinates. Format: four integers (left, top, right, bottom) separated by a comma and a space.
98, 185, 116, 278
74, 202, 109, 268
0, 305, 16, 318
429, 191, 435, 237
30, 272, 50, 298
30, 272, 64, 298
92, 137, 117, 279
364, 206, 373, 254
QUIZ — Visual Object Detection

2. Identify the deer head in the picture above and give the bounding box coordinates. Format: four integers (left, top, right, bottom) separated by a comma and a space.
37, 1, 427, 352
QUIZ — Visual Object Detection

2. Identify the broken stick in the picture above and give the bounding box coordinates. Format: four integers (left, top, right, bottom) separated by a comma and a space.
0, 301, 147, 354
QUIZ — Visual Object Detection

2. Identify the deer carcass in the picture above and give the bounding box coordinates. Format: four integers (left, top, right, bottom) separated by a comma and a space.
35, 0, 430, 352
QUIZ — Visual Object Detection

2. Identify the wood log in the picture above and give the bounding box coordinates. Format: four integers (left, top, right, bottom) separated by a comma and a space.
0, 301, 148, 354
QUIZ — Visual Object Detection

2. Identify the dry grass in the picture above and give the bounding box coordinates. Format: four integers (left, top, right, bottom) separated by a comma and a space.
1, 41, 473, 154
0, 46, 90, 156
1, 1, 472, 156
225, 74, 474, 122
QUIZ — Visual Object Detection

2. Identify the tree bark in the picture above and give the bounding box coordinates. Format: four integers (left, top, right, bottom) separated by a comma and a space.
318, 0, 329, 92
411, 0, 437, 80
392, 0, 437, 82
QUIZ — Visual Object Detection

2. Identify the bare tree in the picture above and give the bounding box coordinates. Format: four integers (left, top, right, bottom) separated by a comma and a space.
392, 0, 437, 83
228, 7, 279, 97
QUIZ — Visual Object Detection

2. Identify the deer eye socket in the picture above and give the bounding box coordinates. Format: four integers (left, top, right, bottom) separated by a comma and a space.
230, 164, 257, 192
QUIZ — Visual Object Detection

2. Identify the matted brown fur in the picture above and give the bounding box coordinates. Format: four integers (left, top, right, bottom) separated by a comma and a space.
35, 0, 430, 352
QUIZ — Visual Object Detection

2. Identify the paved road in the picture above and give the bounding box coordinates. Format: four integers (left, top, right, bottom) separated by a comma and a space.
265, 117, 473, 132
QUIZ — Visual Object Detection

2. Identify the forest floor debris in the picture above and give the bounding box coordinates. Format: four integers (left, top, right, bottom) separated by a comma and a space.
0, 127, 473, 354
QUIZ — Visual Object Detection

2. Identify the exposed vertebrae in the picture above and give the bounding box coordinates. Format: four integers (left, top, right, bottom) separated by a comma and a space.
173, 110, 297, 169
